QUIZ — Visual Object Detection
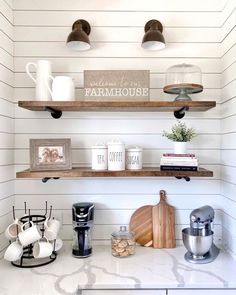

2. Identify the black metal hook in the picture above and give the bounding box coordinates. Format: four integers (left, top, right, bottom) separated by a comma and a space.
44, 106, 62, 119
49, 205, 53, 219
44, 201, 48, 216
174, 106, 189, 119
24, 201, 27, 215
12, 206, 15, 220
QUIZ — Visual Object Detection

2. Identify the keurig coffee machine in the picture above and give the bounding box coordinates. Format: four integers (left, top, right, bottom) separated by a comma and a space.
72, 202, 94, 258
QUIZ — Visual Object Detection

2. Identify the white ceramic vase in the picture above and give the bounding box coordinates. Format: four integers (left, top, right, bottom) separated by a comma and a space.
174, 141, 187, 154
26, 60, 52, 101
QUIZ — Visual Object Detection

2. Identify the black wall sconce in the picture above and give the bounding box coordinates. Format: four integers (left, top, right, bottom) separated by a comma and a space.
142, 19, 165, 50
66, 19, 91, 51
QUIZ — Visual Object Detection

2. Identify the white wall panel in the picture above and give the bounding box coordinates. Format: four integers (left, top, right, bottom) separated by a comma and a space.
12, 0, 226, 249
0, 13, 13, 39
14, 57, 221, 73
14, 87, 222, 103
13, 0, 226, 12
14, 149, 220, 166
14, 118, 220, 134
221, 44, 236, 72
221, 80, 236, 102
14, 72, 221, 90
0, 0, 14, 255
0, 98, 14, 117
14, 26, 221, 43
14, 42, 221, 58
14, 11, 220, 27
220, 0, 236, 255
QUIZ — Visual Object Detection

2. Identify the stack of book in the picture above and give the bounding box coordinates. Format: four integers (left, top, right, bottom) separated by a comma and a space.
160, 153, 198, 171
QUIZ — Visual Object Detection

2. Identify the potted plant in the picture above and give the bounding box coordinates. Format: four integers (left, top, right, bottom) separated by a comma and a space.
162, 121, 196, 154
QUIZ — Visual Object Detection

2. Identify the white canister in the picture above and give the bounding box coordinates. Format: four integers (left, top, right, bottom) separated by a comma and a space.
92, 144, 108, 170
107, 140, 125, 171
126, 146, 143, 170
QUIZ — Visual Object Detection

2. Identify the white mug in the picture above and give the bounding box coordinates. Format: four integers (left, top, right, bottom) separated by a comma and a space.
4, 218, 22, 240
18, 221, 41, 247
44, 218, 61, 241
4, 240, 23, 262
47, 76, 75, 101
26, 60, 52, 101
33, 237, 53, 259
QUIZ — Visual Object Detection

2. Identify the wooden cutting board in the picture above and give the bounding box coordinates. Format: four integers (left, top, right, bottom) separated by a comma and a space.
129, 205, 153, 247
152, 190, 176, 248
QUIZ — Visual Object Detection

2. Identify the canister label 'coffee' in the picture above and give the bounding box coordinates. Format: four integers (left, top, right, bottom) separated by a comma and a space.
107, 141, 125, 171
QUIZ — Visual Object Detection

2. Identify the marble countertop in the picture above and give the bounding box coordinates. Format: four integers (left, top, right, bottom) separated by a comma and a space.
1, 244, 236, 295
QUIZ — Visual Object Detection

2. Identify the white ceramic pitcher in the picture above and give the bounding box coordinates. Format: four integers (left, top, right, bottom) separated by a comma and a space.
26, 60, 52, 101
47, 76, 75, 101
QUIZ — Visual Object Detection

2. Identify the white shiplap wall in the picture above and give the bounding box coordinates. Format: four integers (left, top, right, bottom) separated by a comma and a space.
13, 0, 227, 245
221, 0, 236, 255
0, 0, 14, 256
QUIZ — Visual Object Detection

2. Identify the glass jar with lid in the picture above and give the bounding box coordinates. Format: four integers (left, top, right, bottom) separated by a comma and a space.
163, 63, 203, 101
111, 226, 135, 258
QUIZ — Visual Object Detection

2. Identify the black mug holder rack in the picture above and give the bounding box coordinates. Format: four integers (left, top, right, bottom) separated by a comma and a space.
9, 201, 58, 268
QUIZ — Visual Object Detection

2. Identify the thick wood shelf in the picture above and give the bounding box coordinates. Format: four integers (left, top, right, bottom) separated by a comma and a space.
16, 167, 213, 180
18, 100, 216, 113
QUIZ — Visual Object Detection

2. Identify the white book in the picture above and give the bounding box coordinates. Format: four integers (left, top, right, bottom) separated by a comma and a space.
161, 157, 198, 162
160, 161, 198, 166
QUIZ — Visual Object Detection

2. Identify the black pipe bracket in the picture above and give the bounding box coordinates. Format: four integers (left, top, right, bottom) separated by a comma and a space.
175, 176, 191, 182
174, 106, 190, 119
44, 107, 62, 119
42, 177, 60, 183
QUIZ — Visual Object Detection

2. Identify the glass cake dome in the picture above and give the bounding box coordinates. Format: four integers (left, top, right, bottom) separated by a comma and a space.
163, 63, 203, 101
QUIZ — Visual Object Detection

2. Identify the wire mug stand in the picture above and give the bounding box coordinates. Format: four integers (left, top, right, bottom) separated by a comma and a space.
10, 201, 58, 268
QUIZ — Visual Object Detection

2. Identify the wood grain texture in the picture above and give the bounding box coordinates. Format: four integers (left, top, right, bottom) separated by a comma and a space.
16, 167, 213, 179
18, 100, 216, 112
129, 205, 153, 246
152, 190, 176, 248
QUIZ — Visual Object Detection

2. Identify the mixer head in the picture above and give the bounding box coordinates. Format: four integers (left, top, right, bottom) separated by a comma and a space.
190, 205, 215, 230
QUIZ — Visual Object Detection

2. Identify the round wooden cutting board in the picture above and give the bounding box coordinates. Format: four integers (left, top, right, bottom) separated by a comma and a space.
129, 205, 153, 247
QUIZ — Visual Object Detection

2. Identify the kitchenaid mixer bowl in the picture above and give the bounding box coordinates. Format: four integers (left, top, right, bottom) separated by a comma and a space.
182, 227, 213, 259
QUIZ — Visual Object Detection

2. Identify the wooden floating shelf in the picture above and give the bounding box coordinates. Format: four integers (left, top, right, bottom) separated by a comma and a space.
18, 101, 216, 112
16, 167, 213, 179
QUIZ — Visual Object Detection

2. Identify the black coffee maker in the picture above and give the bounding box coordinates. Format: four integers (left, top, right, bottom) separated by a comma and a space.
72, 202, 94, 258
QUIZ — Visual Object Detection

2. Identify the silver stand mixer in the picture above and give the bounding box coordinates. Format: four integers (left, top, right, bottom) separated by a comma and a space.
182, 205, 220, 264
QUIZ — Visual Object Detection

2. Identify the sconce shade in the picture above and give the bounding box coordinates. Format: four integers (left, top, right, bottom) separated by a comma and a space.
142, 19, 165, 50
67, 19, 91, 51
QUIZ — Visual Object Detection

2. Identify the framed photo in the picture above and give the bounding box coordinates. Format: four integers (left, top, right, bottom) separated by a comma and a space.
30, 139, 72, 171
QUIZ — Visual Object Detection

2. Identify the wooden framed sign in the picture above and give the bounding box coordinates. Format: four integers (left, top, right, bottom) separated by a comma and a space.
84, 70, 150, 101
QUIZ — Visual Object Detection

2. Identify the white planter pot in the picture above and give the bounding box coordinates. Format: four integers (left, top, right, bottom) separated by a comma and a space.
174, 142, 187, 154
